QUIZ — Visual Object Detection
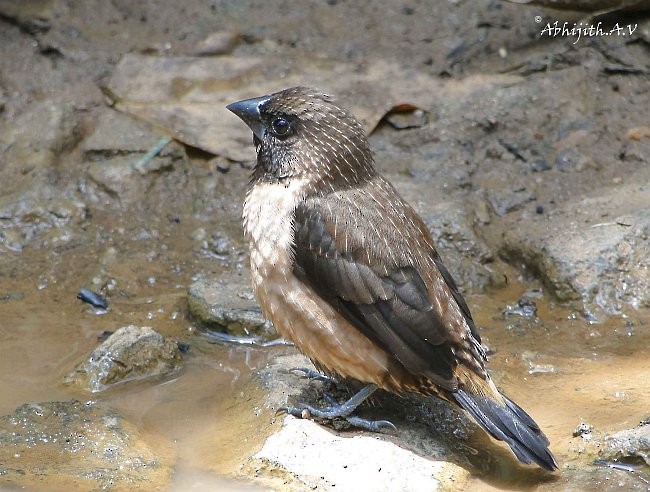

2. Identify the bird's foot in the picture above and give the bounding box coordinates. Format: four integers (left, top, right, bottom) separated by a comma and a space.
276, 384, 396, 432
290, 367, 338, 385
346, 416, 396, 432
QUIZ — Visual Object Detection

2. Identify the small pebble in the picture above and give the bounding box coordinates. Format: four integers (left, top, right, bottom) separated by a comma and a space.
573, 422, 593, 438
77, 288, 108, 309
177, 342, 191, 353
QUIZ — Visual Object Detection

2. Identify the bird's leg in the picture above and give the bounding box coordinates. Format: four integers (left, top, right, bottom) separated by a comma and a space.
278, 384, 396, 432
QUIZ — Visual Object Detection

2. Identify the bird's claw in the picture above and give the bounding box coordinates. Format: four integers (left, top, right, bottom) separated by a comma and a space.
275, 385, 392, 433
345, 416, 397, 432
290, 367, 338, 384
275, 403, 396, 433
276, 405, 310, 419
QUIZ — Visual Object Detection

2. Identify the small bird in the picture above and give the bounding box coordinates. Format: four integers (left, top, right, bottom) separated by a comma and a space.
227, 87, 558, 471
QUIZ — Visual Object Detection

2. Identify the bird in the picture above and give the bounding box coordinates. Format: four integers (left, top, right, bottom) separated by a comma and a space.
226, 86, 558, 472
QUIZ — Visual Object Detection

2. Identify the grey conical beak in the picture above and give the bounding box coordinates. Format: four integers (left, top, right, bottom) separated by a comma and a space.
226, 94, 272, 141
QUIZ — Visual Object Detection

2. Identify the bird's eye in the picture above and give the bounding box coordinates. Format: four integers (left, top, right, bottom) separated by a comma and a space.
271, 117, 291, 137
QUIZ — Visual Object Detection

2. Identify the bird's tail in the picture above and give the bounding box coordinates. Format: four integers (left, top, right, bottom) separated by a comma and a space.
450, 381, 558, 471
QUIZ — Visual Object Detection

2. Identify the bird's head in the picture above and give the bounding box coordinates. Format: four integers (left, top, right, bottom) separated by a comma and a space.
227, 86, 374, 189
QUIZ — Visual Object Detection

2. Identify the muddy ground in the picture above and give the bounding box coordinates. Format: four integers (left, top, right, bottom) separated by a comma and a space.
0, 0, 649, 491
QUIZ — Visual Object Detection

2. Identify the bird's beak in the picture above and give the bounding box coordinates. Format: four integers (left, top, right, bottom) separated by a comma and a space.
226, 94, 271, 141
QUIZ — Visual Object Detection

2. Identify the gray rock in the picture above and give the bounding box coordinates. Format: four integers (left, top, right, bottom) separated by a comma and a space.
187, 275, 274, 338
555, 148, 594, 173
1, 101, 81, 158
189, 31, 241, 56
245, 416, 469, 491
0, 182, 86, 252
248, 353, 472, 491
81, 109, 184, 206
503, 296, 538, 319
0, 400, 173, 490
501, 172, 650, 317
66, 325, 182, 392
501, 0, 650, 14
599, 422, 650, 466
86, 153, 178, 205
573, 421, 594, 438
86, 155, 151, 204
487, 185, 537, 217
83, 109, 168, 156
0, 100, 86, 251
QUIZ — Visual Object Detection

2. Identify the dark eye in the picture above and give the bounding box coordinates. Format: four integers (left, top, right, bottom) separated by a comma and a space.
271, 117, 291, 137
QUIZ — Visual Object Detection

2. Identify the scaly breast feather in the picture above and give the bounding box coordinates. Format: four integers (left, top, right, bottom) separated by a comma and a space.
242, 178, 400, 388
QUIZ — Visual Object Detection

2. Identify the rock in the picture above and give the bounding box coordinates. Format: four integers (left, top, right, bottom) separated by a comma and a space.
501, 170, 650, 317
82, 109, 184, 206
189, 31, 241, 56
245, 416, 469, 492
66, 325, 182, 392
86, 152, 177, 205
248, 353, 472, 491
384, 108, 429, 130
503, 296, 538, 318
573, 422, 594, 439
501, 0, 650, 14
86, 155, 150, 204
1, 101, 81, 158
0, 100, 85, 251
529, 159, 551, 173
599, 422, 650, 466
83, 109, 168, 156
209, 231, 232, 256
0, 400, 173, 490
487, 185, 536, 216
0, 2, 51, 34
0, 182, 87, 251
554, 148, 594, 173
626, 126, 650, 141
187, 275, 274, 339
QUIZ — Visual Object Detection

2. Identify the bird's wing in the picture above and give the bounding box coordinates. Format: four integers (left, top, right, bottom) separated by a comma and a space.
292, 185, 485, 391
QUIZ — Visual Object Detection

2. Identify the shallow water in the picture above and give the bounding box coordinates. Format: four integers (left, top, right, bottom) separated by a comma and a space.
1, 209, 649, 490
466, 281, 650, 490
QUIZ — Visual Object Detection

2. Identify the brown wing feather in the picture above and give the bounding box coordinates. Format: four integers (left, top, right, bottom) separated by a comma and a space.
292, 178, 486, 391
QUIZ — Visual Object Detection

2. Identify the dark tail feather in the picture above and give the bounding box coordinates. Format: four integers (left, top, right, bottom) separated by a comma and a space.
453, 388, 558, 471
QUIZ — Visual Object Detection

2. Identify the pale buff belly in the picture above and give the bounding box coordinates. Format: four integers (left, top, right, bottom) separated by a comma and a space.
243, 179, 401, 389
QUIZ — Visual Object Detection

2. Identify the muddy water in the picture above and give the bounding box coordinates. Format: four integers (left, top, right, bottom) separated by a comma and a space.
0, 183, 276, 491
1, 216, 649, 490
0, 255, 276, 491
467, 278, 650, 490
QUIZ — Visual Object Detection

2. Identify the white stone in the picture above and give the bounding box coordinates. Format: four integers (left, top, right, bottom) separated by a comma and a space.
248, 417, 469, 491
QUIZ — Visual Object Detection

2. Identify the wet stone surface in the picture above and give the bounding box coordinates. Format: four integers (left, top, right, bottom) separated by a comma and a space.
0, 400, 173, 490
65, 325, 182, 393
187, 275, 274, 339
598, 422, 650, 466
249, 352, 556, 489
246, 416, 469, 492
501, 170, 650, 318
